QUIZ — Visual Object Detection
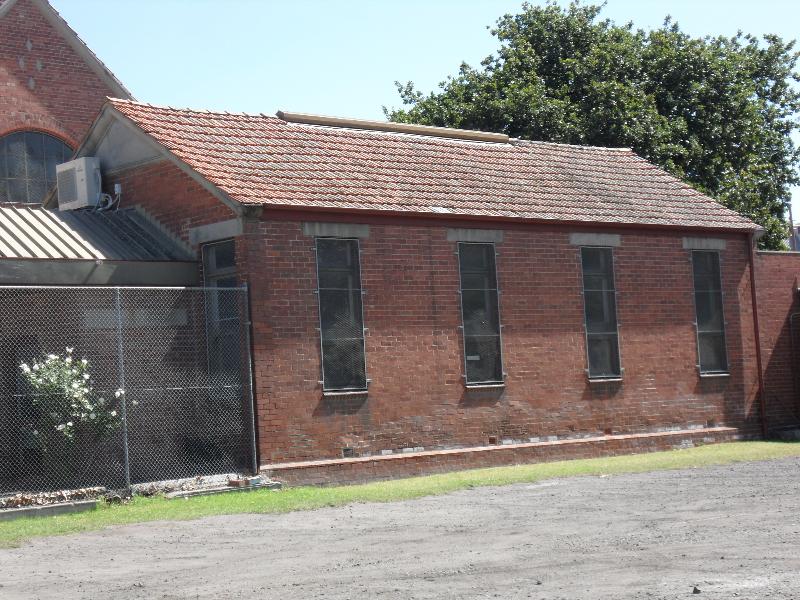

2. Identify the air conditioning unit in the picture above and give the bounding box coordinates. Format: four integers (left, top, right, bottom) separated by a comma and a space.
56, 157, 102, 211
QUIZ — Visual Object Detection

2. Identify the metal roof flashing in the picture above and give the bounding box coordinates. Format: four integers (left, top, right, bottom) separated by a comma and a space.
276, 111, 510, 144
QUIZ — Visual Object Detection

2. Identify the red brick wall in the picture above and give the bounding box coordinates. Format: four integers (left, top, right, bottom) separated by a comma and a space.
0, 0, 119, 147
754, 252, 800, 430
243, 218, 761, 463
106, 160, 236, 250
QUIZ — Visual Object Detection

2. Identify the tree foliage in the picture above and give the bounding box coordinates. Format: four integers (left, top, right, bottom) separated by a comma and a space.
386, 2, 800, 249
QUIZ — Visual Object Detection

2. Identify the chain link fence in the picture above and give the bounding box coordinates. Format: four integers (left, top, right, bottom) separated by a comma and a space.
0, 285, 257, 496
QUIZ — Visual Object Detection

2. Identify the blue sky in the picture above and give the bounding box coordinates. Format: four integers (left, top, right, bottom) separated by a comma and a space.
51, 0, 799, 213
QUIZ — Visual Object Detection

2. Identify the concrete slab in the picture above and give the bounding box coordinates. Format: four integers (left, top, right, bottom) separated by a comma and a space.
0, 500, 98, 522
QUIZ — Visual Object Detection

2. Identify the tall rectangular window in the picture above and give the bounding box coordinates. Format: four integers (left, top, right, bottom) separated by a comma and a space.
202, 240, 239, 374
315, 238, 367, 391
580, 247, 621, 379
457, 242, 503, 385
692, 251, 728, 373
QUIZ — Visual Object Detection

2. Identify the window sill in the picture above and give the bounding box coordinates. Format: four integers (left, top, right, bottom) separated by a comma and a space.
465, 383, 506, 390
322, 389, 368, 398
699, 372, 730, 378
587, 377, 623, 383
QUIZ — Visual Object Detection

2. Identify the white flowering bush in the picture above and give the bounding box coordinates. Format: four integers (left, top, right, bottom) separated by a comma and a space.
20, 347, 121, 446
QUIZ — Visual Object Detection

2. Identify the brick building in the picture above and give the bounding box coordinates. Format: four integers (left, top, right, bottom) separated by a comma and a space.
49, 99, 798, 483
3, 0, 800, 485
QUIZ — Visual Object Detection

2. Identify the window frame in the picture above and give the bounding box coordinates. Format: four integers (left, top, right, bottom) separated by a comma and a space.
202, 239, 239, 322
456, 241, 505, 387
201, 239, 240, 375
690, 250, 729, 375
579, 245, 623, 381
0, 129, 72, 205
314, 236, 369, 393
202, 239, 238, 280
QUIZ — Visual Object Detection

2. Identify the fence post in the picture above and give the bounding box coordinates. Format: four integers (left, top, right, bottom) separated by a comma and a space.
242, 284, 259, 475
114, 287, 132, 494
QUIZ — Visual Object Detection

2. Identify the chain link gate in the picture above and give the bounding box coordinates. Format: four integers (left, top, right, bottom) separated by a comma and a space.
0, 285, 257, 495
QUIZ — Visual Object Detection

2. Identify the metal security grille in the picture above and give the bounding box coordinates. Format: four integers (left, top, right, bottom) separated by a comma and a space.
0, 131, 72, 204
580, 246, 622, 379
0, 285, 257, 496
457, 242, 504, 384
315, 238, 367, 391
691, 251, 728, 373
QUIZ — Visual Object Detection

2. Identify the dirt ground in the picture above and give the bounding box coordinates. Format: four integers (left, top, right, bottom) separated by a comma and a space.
1, 457, 799, 599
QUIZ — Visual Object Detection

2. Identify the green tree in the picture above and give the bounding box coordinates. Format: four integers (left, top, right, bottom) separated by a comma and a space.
387, 2, 800, 249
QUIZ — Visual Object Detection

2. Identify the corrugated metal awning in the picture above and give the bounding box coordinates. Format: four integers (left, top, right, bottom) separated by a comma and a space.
0, 206, 192, 261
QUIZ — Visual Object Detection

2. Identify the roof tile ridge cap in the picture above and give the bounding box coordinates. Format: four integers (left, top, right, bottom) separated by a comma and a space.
277, 113, 511, 144
296, 123, 509, 143
106, 97, 267, 117
510, 137, 632, 152
106, 96, 241, 117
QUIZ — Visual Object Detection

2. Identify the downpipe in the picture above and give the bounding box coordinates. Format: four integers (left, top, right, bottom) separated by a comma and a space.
748, 232, 768, 438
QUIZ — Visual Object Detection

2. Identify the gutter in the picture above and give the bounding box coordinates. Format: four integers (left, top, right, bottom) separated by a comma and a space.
748, 231, 768, 437
257, 204, 761, 237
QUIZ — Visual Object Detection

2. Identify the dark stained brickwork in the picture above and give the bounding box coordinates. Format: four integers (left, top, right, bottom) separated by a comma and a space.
755, 252, 800, 431
106, 160, 236, 250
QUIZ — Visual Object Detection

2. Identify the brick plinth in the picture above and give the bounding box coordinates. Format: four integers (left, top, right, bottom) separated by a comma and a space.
261, 427, 740, 486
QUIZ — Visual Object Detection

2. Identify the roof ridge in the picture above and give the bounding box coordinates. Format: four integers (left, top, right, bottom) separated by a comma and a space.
511, 138, 631, 152
108, 97, 277, 120
110, 100, 517, 144
277, 111, 510, 144
107, 101, 632, 152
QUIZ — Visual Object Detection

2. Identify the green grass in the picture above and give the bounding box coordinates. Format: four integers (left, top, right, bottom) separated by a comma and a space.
1, 441, 798, 548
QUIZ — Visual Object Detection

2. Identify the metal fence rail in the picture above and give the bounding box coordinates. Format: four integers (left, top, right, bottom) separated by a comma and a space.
0, 285, 256, 496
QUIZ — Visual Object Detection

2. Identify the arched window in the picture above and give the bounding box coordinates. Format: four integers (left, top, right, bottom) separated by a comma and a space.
0, 131, 72, 204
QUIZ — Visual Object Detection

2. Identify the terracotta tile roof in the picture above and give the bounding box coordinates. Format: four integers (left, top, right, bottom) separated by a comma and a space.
107, 99, 757, 231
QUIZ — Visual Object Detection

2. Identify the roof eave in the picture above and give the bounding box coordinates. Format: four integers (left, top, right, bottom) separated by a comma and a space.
252, 202, 762, 236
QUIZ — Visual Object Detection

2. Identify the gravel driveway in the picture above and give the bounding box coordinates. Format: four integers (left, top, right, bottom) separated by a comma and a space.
1, 457, 799, 599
